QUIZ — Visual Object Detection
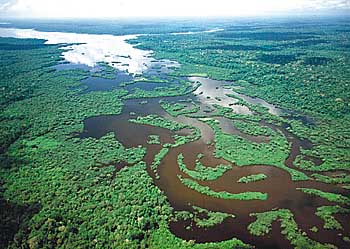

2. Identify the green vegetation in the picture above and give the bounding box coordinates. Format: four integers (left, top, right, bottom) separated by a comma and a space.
173, 206, 234, 229
312, 173, 350, 184
201, 118, 309, 181
130, 115, 186, 131
130, 115, 201, 147
129, 115, 202, 180
316, 206, 350, 230
303, 56, 333, 66
124, 80, 195, 99
147, 134, 161, 145
257, 53, 296, 65
249, 209, 336, 249
149, 225, 252, 249
171, 126, 201, 147
210, 103, 261, 122
238, 174, 267, 183
178, 175, 267, 201
232, 120, 274, 137
0, 37, 251, 249
192, 206, 234, 228
151, 147, 169, 179
136, 21, 350, 180
2, 19, 350, 249
160, 100, 200, 117
139, 31, 350, 120
290, 126, 350, 172
177, 153, 232, 181
297, 188, 350, 205
294, 155, 320, 171
91, 62, 118, 79
135, 23, 350, 247
202, 118, 288, 166
0, 38, 62, 110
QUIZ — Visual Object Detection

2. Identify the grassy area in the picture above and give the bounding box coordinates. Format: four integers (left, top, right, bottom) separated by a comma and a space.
130, 115, 187, 131
297, 188, 350, 205
312, 173, 350, 184
147, 134, 161, 145
249, 209, 336, 249
129, 114, 201, 147
177, 153, 232, 181
151, 147, 169, 179
160, 100, 200, 117
201, 118, 309, 181
172, 206, 234, 229
178, 175, 267, 201
124, 80, 195, 99
192, 206, 234, 228
238, 174, 267, 183
232, 120, 274, 137
316, 206, 350, 230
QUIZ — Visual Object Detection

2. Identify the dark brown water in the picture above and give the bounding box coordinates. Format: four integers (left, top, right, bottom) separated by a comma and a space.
78, 77, 350, 249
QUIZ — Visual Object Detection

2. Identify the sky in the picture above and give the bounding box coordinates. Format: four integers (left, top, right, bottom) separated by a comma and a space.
0, 0, 349, 18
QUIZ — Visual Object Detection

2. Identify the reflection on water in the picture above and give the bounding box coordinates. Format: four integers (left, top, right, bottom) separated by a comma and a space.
190, 77, 252, 114
232, 92, 283, 115
3, 25, 339, 247
230, 91, 284, 115
190, 76, 286, 115
126, 81, 170, 92
81, 73, 133, 92
76, 78, 347, 248
0, 27, 176, 75
144, 59, 180, 77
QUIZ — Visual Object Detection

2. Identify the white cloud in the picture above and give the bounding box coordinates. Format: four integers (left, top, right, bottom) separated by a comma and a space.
0, 0, 349, 18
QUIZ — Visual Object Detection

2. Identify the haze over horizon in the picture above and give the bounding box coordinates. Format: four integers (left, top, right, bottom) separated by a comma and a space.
0, 0, 349, 19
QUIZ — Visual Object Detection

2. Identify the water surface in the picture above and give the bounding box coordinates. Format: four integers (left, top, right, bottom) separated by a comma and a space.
0, 27, 176, 75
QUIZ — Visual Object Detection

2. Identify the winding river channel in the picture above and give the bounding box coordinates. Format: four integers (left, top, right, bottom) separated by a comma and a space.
78, 76, 349, 249
2, 27, 349, 249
